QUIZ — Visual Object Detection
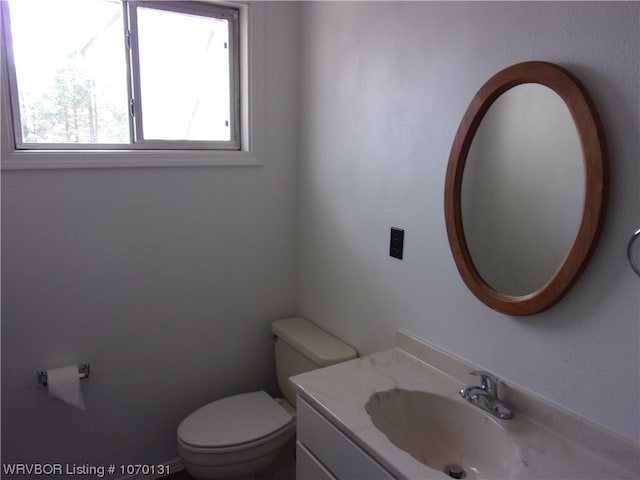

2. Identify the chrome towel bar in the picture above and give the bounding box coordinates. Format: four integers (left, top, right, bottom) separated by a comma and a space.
628, 228, 640, 278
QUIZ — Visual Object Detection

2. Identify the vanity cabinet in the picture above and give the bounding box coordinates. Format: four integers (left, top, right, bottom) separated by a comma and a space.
296, 395, 395, 480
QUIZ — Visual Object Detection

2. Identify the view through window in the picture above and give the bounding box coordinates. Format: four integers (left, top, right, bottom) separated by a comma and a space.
4, 0, 239, 149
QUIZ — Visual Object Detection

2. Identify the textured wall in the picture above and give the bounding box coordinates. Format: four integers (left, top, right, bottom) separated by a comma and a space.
297, 1, 639, 443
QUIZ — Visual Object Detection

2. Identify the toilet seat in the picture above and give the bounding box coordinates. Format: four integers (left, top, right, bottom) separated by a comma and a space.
177, 391, 294, 453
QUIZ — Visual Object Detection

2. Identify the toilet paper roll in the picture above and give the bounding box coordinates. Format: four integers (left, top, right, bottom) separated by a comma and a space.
47, 365, 86, 410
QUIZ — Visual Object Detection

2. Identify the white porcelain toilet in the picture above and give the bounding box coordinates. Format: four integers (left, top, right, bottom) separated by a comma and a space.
177, 317, 358, 480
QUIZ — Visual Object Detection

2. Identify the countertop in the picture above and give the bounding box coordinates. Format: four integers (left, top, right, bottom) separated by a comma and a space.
290, 331, 639, 480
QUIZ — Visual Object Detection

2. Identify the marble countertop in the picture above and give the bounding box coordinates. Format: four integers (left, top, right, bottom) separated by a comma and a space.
290, 330, 639, 480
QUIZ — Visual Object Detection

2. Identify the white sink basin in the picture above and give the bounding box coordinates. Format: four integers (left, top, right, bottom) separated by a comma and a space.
365, 388, 522, 479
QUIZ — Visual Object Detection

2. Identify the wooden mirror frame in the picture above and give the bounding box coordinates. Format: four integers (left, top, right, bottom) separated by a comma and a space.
444, 61, 608, 315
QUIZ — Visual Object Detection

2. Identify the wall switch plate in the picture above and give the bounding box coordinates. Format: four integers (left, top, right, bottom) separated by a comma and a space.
390, 228, 404, 260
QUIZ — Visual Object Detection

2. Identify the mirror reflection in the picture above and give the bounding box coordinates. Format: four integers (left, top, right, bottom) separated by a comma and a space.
461, 84, 584, 296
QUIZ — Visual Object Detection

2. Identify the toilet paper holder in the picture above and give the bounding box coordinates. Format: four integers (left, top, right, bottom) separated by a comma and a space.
37, 364, 90, 386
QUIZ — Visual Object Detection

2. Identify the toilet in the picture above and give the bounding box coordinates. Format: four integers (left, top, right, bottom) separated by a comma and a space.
177, 317, 358, 480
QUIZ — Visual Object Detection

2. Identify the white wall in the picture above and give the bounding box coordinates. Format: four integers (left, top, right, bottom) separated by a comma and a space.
1, 2, 300, 470
297, 2, 639, 443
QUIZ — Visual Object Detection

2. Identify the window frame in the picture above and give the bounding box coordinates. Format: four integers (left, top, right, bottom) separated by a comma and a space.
127, 1, 241, 150
0, 0, 262, 169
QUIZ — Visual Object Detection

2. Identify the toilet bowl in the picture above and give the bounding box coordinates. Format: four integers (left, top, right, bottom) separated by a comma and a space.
177, 317, 357, 480
178, 392, 296, 480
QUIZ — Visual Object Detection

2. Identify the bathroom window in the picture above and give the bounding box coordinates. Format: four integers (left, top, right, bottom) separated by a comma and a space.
1, 0, 244, 155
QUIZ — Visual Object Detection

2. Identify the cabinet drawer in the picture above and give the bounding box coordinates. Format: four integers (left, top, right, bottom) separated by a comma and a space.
297, 441, 337, 480
297, 396, 395, 480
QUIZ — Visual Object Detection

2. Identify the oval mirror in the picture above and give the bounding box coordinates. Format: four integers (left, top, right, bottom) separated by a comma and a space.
444, 61, 607, 315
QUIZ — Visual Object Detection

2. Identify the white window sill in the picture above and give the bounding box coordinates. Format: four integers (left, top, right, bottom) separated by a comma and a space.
0, 149, 262, 170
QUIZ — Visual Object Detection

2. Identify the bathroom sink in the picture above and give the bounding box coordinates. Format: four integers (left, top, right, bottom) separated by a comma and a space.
365, 389, 521, 479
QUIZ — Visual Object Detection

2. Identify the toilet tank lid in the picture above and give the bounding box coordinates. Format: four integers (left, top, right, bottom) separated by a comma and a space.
271, 317, 357, 367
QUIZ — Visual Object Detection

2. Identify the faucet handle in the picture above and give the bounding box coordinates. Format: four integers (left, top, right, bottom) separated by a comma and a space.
470, 370, 500, 397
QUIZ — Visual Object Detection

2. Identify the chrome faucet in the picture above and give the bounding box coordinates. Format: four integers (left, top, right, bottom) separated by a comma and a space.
459, 370, 513, 420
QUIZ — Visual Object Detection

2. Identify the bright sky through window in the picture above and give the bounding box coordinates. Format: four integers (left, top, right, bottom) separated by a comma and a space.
136, 6, 231, 141
5, 0, 237, 148
9, 0, 129, 143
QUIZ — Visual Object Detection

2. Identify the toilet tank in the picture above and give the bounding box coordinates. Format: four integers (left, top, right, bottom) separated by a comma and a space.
271, 317, 357, 405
